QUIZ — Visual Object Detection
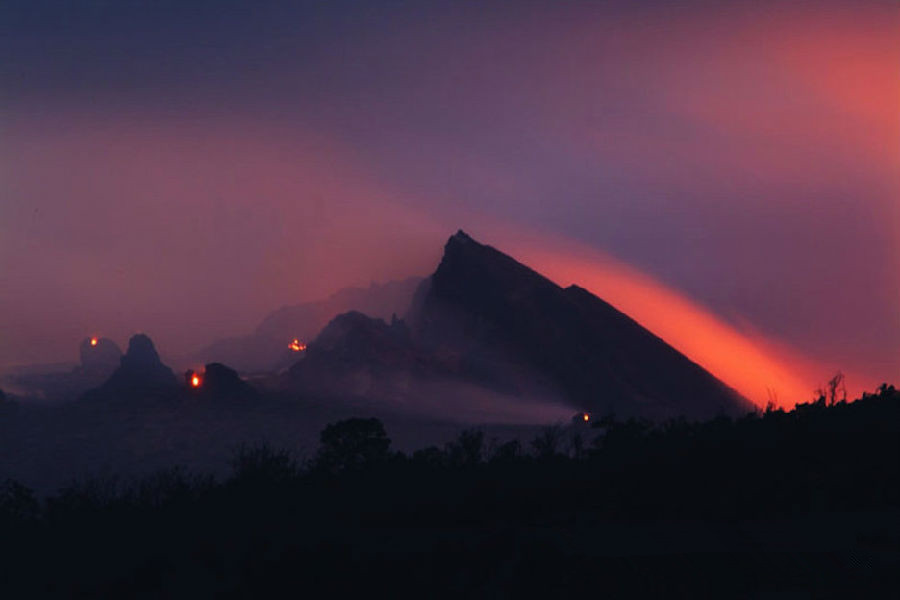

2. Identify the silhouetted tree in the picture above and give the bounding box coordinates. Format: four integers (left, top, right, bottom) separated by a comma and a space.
568, 432, 586, 459
489, 439, 521, 463
827, 372, 847, 405
47, 475, 123, 520
229, 443, 299, 484
0, 479, 38, 524
132, 467, 214, 508
315, 417, 391, 473
445, 429, 484, 467
412, 445, 446, 468
599, 418, 652, 453
814, 372, 848, 407
530, 425, 563, 459
0, 384, 899, 596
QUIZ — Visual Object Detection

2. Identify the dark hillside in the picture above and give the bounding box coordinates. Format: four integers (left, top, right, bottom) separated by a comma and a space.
1, 385, 898, 597
408, 231, 749, 418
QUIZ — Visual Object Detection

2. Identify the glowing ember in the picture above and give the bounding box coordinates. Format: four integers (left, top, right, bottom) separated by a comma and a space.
90, 337, 98, 347
288, 338, 307, 352
191, 374, 201, 388
582, 413, 590, 422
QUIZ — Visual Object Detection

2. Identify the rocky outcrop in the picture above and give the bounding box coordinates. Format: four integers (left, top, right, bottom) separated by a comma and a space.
101, 334, 177, 391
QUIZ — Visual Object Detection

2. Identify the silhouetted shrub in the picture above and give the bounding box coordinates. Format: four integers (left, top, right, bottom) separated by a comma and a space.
567, 432, 586, 459
130, 467, 214, 508
412, 445, 447, 468
530, 425, 563, 459
0, 479, 38, 524
48, 475, 123, 519
315, 417, 391, 473
229, 443, 299, 484
445, 429, 484, 467
489, 439, 521, 463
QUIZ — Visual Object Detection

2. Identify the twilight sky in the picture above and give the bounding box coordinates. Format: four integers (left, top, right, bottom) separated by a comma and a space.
1, 0, 898, 405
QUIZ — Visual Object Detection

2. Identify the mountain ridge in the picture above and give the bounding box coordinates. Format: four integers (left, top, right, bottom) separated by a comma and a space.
290, 231, 751, 420
192, 277, 423, 373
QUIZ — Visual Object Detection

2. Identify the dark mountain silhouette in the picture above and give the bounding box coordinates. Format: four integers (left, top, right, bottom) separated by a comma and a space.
298, 312, 417, 372
291, 231, 749, 420
288, 307, 570, 424
100, 334, 177, 392
409, 231, 750, 418
288, 311, 442, 400
187, 363, 257, 401
193, 277, 423, 373
0, 338, 124, 400
77, 337, 122, 377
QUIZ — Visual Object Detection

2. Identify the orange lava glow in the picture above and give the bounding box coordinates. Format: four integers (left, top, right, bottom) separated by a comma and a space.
90, 337, 98, 346
191, 374, 201, 388
529, 251, 813, 408
487, 231, 829, 410
583, 413, 590, 422
288, 338, 307, 352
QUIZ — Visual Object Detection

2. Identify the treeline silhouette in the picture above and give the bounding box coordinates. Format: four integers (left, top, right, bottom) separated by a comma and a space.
2, 385, 899, 597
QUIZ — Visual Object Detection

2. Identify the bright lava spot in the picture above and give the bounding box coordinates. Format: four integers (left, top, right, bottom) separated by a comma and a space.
90, 337, 98, 346
191, 374, 201, 388
582, 413, 590, 422
288, 338, 307, 352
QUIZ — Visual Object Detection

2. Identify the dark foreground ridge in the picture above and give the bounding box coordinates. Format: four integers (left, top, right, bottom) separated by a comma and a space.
1, 385, 898, 597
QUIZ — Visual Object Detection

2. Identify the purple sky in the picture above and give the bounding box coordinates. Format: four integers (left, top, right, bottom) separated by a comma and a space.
2, 0, 898, 402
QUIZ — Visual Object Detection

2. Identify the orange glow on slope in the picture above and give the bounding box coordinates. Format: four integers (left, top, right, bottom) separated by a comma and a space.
526, 251, 813, 409
191, 374, 201, 388
89, 337, 98, 347
288, 338, 307, 352
486, 232, 826, 409
583, 413, 590, 422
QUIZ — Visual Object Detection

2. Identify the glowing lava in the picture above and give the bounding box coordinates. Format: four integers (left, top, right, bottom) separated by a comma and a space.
90, 337, 98, 347
288, 338, 307, 352
582, 413, 590, 423
191, 374, 201, 388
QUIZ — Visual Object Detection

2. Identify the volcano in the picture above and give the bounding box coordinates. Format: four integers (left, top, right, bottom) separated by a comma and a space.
409, 231, 750, 418
290, 231, 751, 420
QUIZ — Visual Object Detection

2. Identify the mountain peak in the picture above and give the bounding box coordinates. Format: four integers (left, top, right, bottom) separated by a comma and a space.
101, 333, 177, 391
444, 229, 477, 254
122, 334, 162, 367
411, 232, 749, 419
433, 230, 561, 303
451, 229, 473, 242
289, 231, 748, 420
